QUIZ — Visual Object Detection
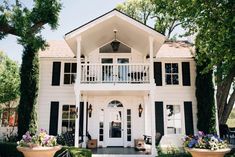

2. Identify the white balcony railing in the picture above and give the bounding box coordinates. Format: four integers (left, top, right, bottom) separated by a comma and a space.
81, 63, 150, 84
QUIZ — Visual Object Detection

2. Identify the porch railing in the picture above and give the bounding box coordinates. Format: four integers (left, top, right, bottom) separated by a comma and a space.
81, 63, 150, 84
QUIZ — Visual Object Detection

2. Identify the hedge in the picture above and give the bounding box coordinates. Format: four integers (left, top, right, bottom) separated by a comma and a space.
0, 142, 92, 157
0, 142, 23, 157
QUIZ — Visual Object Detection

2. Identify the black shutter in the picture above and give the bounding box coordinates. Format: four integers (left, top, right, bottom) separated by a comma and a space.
154, 62, 162, 86
52, 62, 61, 86
79, 102, 84, 142
155, 102, 164, 135
184, 101, 194, 135
182, 62, 191, 86
49, 102, 59, 135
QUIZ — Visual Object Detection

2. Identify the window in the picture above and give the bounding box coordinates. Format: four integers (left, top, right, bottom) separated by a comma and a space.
62, 105, 76, 134
1, 108, 18, 127
165, 63, 179, 85
64, 63, 77, 84
166, 105, 182, 134
127, 109, 132, 141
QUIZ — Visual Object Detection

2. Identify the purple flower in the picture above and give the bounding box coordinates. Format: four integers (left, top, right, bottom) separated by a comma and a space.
188, 139, 197, 148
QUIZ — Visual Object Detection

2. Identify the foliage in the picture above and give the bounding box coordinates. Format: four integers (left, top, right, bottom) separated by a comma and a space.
195, 55, 216, 133
116, 0, 154, 25
17, 129, 57, 147
55, 146, 92, 157
0, 0, 62, 138
183, 131, 228, 150
156, 0, 235, 124
0, 142, 23, 157
0, 142, 92, 157
0, 51, 20, 104
157, 146, 191, 157
116, 0, 182, 38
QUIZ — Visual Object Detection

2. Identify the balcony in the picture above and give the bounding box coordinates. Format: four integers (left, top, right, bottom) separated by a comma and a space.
80, 64, 150, 84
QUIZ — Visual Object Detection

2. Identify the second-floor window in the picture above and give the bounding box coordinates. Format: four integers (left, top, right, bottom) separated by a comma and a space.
64, 63, 77, 84
165, 63, 179, 85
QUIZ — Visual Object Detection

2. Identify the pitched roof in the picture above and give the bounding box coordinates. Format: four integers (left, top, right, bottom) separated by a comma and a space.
156, 41, 195, 58
39, 40, 74, 58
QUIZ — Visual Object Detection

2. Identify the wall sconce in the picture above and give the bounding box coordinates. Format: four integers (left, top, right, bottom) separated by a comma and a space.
88, 104, 93, 118
80, 54, 85, 59
146, 54, 150, 59
138, 104, 143, 117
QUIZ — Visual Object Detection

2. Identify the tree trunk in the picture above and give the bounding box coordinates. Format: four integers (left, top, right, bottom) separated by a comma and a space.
18, 44, 39, 138
217, 68, 235, 124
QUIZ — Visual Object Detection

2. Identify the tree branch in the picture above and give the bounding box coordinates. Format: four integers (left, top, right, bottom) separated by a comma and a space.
0, 23, 18, 36
30, 21, 45, 33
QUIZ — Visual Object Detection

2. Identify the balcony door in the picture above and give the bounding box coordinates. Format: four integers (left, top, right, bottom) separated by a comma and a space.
101, 57, 129, 82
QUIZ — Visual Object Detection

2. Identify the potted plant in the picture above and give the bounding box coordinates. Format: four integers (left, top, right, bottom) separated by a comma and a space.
17, 129, 61, 157
183, 131, 231, 157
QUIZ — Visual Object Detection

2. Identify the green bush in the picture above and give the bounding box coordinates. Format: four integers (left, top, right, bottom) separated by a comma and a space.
55, 146, 92, 157
0, 142, 23, 157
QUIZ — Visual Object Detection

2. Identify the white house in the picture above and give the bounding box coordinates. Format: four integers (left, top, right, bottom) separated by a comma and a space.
38, 9, 196, 156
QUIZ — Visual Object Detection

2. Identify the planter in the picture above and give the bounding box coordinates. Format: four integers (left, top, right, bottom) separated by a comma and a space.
17, 145, 62, 157
185, 148, 231, 157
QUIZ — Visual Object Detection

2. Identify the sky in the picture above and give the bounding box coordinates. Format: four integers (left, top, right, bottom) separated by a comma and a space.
0, 0, 125, 63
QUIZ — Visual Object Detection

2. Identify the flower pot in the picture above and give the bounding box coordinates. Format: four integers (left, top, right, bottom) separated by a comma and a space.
17, 145, 62, 157
185, 148, 231, 157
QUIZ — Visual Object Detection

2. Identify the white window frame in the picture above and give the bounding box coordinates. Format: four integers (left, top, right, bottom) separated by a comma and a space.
63, 62, 77, 85
61, 104, 76, 134
164, 63, 179, 85
164, 104, 184, 135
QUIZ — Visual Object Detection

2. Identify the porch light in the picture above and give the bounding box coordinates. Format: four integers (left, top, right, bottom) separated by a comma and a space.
138, 104, 143, 117
111, 30, 120, 52
80, 54, 85, 59
88, 104, 93, 118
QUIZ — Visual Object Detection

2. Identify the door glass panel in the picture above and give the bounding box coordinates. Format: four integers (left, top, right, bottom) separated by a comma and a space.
102, 58, 113, 82
109, 110, 122, 138
117, 58, 129, 82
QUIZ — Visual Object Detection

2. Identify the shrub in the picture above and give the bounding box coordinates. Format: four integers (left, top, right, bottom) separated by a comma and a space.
0, 142, 23, 157
55, 146, 92, 157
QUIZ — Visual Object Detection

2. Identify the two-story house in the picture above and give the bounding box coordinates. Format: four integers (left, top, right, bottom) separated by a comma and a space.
38, 9, 196, 156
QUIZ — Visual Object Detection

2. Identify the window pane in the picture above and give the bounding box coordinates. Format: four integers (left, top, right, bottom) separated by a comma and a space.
165, 63, 171, 73
72, 63, 77, 73
127, 135, 131, 141
172, 63, 178, 73
64, 74, 71, 84
127, 109, 131, 115
99, 129, 103, 134
64, 63, 71, 73
172, 75, 179, 84
166, 105, 181, 134
166, 74, 172, 84
99, 135, 103, 141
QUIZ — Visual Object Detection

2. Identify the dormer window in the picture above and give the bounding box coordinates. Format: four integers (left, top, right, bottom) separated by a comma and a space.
165, 63, 179, 85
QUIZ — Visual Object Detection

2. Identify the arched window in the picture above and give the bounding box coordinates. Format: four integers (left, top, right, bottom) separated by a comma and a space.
108, 100, 123, 107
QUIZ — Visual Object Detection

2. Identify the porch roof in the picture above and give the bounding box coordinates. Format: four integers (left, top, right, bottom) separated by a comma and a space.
64, 9, 166, 56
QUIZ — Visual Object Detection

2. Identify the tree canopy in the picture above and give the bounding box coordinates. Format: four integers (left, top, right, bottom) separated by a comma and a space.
116, 0, 182, 38
0, 51, 20, 104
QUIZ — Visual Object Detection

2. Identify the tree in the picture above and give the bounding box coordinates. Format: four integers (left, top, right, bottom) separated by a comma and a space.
116, 0, 182, 38
153, 0, 235, 124
0, 51, 20, 124
0, 0, 61, 138
195, 53, 216, 133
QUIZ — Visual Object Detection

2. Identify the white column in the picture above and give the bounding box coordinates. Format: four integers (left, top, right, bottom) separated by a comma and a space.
150, 89, 157, 155
144, 95, 149, 134
74, 89, 80, 147
149, 36, 154, 84
74, 36, 81, 147
82, 95, 88, 148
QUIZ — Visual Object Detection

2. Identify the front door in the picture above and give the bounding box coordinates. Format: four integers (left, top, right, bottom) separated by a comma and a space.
106, 100, 124, 146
